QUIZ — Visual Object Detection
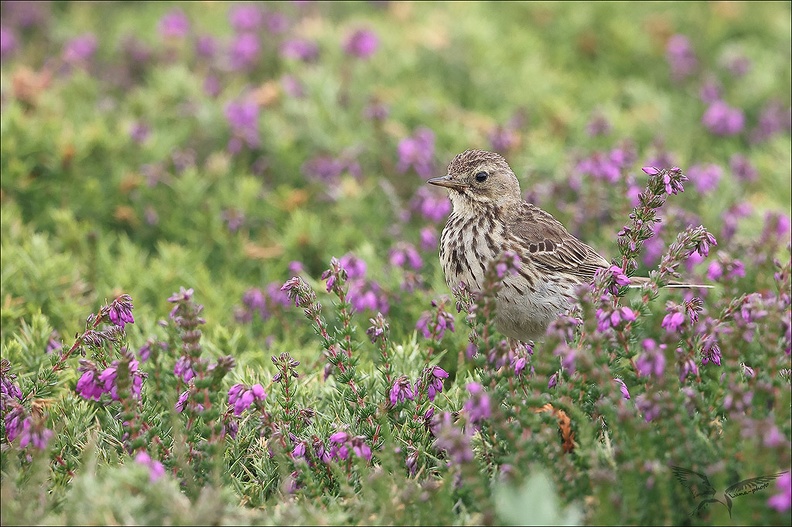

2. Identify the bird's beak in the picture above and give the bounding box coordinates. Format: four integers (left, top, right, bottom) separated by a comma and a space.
427, 175, 468, 189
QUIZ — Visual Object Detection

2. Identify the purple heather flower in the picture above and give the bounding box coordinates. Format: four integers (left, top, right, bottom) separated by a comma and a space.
343, 28, 379, 59
576, 147, 633, 183
389, 243, 423, 271
339, 253, 367, 280
596, 305, 637, 333
0, 27, 16, 58
76, 369, 103, 401
351, 436, 373, 461
420, 366, 449, 402
548, 372, 558, 389
389, 376, 415, 406
415, 307, 455, 341
229, 4, 263, 32
18, 417, 53, 450
63, 33, 97, 63
364, 99, 389, 121
329, 431, 350, 460
135, 451, 165, 482
203, 75, 221, 98
419, 227, 437, 252
159, 9, 190, 39
615, 378, 630, 400
280, 38, 319, 62
554, 343, 577, 374
750, 100, 792, 143
666, 34, 698, 80
264, 11, 289, 34
636, 393, 661, 421
768, 472, 791, 512
636, 339, 666, 378
175, 390, 189, 413
699, 78, 722, 104
703, 101, 745, 136
586, 113, 612, 137
723, 54, 751, 77
195, 35, 217, 59
173, 356, 195, 383
513, 356, 528, 376
433, 412, 474, 464
661, 311, 685, 333
694, 231, 718, 258
397, 127, 435, 178
463, 383, 491, 423
347, 279, 389, 314
687, 163, 722, 194
225, 99, 260, 150
411, 186, 451, 222
104, 294, 135, 329
229, 33, 260, 71
4, 405, 25, 442
488, 125, 519, 153
292, 441, 306, 459
129, 122, 150, 144
730, 154, 758, 183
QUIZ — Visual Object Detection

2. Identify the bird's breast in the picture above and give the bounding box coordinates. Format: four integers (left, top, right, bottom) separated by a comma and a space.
439, 211, 503, 291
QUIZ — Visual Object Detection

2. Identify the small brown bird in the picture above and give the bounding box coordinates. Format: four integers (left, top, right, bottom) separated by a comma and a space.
429, 149, 652, 341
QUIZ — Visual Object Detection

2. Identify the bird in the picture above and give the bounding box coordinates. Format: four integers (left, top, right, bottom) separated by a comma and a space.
428, 149, 703, 342
671, 465, 788, 518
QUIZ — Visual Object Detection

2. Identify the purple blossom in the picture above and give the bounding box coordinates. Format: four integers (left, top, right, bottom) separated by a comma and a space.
173, 356, 195, 383
418, 366, 449, 402
195, 35, 217, 59
175, 390, 189, 413
129, 122, 150, 144
229, 33, 260, 71
63, 33, 97, 63
389, 243, 423, 271
229, 4, 263, 32
767, 472, 791, 512
488, 125, 520, 153
416, 305, 455, 341
263, 12, 289, 34
4, 405, 25, 442
702, 101, 745, 136
513, 356, 528, 376
463, 383, 491, 423
364, 99, 390, 121
389, 376, 415, 406
687, 163, 722, 194
228, 382, 266, 416
723, 54, 751, 77
329, 431, 350, 460
18, 417, 53, 450
339, 253, 367, 279
204, 75, 221, 98
135, 451, 165, 482
104, 294, 135, 329
280, 38, 319, 62
433, 412, 474, 464
347, 279, 389, 314
0, 27, 16, 58
730, 154, 758, 183
635, 393, 661, 421
554, 343, 576, 374
661, 310, 685, 333
615, 378, 630, 400
576, 147, 634, 183
596, 305, 637, 333
410, 186, 451, 222
397, 127, 435, 178
343, 28, 379, 59
750, 100, 792, 143
351, 436, 372, 461
548, 372, 558, 389
699, 78, 722, 104
586, 113, 612, 137
666, 34, 698, 80
636, 339, 666, 378
76, 369, 103, 401
225, 99, 260, 150
292, 441, 306, 459
159, 9, 190, 39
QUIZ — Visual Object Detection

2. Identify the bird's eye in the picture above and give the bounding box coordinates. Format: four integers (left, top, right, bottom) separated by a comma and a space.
475, 171, 489, 183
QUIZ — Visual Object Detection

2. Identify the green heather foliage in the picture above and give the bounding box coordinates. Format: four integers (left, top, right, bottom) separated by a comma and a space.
1, 1, 791, 525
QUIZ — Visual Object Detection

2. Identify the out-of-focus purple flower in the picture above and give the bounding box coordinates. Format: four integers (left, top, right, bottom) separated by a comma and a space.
576, 147, 634, 183
554, 343, 577, 374
463, 383, 491, 423
4, 405, 25, 442
364, 99, 389, 121
723, 54, 751, 77
666, 34, 698, 80
229, 33, 260, 71
397, 127, 435, 178
635, 393, 661, 421
280, 38, 319, 62
173, 356, 195, 383
158, 9, 190, 39
129, 122, 150, 144
135, 451, 166, 482
76, 369, 103, 401
204, 75, 221, 98
351, 436, 373, 461
410, 186, 451, 222
721, 202, 753, 242
768, 472, 791, 512
339, 253, 367, 280
586, 112, 612, 137
703, 101, 745, 136
701, 334, 722, 366
699, 78, 722, 104
46, 331, 62, 354
687, 163, 722, 194
175, 390, 189, 413
488, 125, 520, 153
419, 227, 437, 252
730, 154, 758, 183
513, 356, 528, 376
264, 11, 289, 34
0, 27, 16, 58
433, 411, 474, 464
636, 339, 666, 378
347, 279, 389, 314
225, 99, 260, 151
615, 378, 630, 400
195, 35, 217, 59
661, 310, 685, 333
548, 372, 558, 389
2, 2, 49, 29
229, 4, 263, 32
750, 100, 792, 144
389, 376, 415, 406
416, 303, 455, 341
328, 431, 350, 460
292, 440, 306, 459
343, 28, 379, 59
222, 208, 245, 233
18, 417, 53, 450
389, 243, 423, 271
595, 305, 637, 333
63, 33, 97, 64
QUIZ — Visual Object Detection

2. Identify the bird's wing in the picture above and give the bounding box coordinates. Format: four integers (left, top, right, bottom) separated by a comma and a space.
671, 466, 717, 498
725, 472, 787, 499
507, 203, 610, 281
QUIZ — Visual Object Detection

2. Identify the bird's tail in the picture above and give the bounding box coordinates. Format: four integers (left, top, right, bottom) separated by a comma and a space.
627, 276, 714, 289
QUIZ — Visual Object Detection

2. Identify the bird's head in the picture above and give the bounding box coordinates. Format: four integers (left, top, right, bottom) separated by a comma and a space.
428, 149, 522, 211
